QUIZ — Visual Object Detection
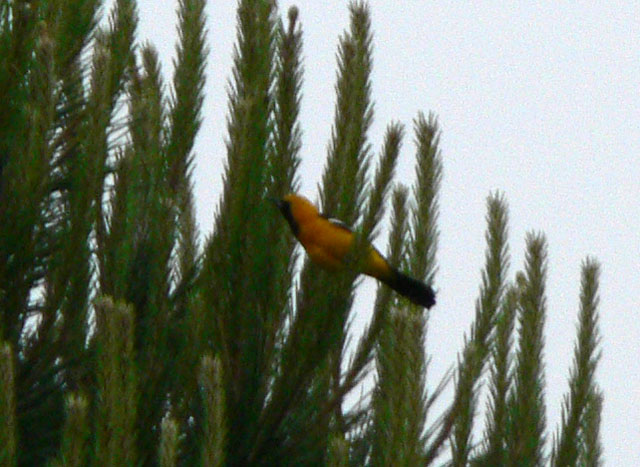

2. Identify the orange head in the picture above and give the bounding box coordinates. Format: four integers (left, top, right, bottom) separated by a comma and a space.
272, 193, 319, 236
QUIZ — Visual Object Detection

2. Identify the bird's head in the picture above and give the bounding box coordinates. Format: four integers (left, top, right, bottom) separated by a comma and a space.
270, 193, 318, 236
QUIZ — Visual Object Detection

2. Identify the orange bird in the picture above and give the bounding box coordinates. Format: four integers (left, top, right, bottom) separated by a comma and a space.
273, 193, 436, 308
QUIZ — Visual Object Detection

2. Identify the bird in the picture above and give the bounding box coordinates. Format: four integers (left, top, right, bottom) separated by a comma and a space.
272, 193, 436, 308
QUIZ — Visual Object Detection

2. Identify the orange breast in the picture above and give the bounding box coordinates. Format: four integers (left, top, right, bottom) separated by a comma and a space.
298, 218, 353, 269
297, 217, 392, 280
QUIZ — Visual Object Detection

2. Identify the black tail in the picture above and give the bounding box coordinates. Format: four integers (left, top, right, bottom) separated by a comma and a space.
385, 270, 436, 309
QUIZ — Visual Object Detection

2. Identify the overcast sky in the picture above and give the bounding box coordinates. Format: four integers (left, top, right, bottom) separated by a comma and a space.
135, 1, 640, 463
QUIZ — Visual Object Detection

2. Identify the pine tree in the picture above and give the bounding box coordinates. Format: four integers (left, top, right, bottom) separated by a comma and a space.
0, 1, 604, 465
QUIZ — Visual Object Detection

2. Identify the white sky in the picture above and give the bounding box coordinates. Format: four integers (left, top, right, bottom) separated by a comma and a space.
134, 1, 640, 463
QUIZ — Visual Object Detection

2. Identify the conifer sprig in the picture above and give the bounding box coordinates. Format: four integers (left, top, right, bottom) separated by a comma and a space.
480, 285, 518, 465
337, 130, 405, 401
52, 394, 89, 467
507, 233, 548, 465
0, 343, 16, 465
257, 5, 376, 463
90, 0, 138, 274
450, 192, 509, 464
553, 259, 602, 466
95, 297, 138, 466
0, 1, 104, 461
580, 389, 604, 466
260, 4, 304, 382
271, 5, 303, 199
319, 1, 373, 223
371, 114, 443, 465
200, 1, 280, 464
200, 355, 227, 467
162, 1, 209, 456
409, 112, 442, 286
371, 306, 428, 466
158, 416, 179, 467
167, 0, 207, 193
360, 122, 404, 240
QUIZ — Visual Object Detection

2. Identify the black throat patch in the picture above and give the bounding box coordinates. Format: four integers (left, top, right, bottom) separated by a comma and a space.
279, 201, 299, 237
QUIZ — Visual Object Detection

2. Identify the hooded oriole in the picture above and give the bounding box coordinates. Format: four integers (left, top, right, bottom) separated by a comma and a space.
273, 193, 436, 309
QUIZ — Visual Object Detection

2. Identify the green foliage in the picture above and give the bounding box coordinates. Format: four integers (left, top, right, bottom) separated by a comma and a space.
553, 259, 602, 466
95, 297, 138, 466
371, 115, 443, 465
449, 193, 509, 465
327, 433, 349, 467
0, 343, 16, 466
158, 416, 179, 467
369, 186, 409, 463
507, 233, 549, 465
409, 112, 442, 286
333, 125, 404, 408
51, 394, 89, 467
199, 0, 282, 463
479, 286, 518, 465
200, 355, 226, 467
580, 389, 604, 466
0, 0, 604, 465
372, 307, 429, 466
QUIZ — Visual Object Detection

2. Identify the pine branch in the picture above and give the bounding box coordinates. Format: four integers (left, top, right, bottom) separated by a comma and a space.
163, 4, 208, 448
371, 304, 427, 466
319, 1, 373, 224
158, 416, 180, 467
51, 393, 89, 467
506, 233, 548, 466
118, 44, 182, 464
329, 120, 401, 432
327, 433, 349, 467
450, 192, 509, 465
200, 355, 227, 467
30, 7, 101, 384
580, 389, 603, 466
553, 259, 602, 466
360, 122, 404, 241
269, 5, 302, 199
255, 3, 375, 464
409, 112, 442, 286
52, 0, 101, 70
401, 112, 442, 463
0, 6, 57, 348
258, 4, 303, 393
372, 113, 442, 466
335, 127, 404, 405
200, 1, 278, 464
167, 0, 206, 316
95, 297, 138, 466
0, 343, 16, 465
90, 0, 138, 273
479, 285, 518, 465
166, 0, 208, 194
3, 14, 79, 463
313, 2, 378, 437
49, 57, 93, 391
